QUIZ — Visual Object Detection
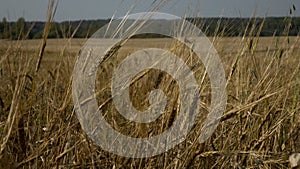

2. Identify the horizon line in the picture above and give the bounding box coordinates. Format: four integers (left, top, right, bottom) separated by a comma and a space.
2, 15, 300, 23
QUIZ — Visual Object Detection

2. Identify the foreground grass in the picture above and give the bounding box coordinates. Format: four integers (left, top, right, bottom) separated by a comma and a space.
0, 36, 299, 168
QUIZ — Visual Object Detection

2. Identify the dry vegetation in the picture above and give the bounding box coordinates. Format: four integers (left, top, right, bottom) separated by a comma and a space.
0, 33, 299, 168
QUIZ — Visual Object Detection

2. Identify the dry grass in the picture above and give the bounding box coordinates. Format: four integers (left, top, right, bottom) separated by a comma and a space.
0, 33, 299, 169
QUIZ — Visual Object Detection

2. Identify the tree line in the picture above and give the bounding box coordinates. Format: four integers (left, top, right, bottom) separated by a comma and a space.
0, 17, 299, 40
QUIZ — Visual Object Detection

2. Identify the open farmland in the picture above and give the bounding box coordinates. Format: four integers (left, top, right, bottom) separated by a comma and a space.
0, 36, 299, 168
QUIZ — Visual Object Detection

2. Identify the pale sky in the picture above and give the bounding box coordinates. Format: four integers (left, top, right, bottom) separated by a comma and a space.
0, 0, 299, 21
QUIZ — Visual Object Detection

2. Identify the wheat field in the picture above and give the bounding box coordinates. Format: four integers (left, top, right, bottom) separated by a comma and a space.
0, 35, 299, 168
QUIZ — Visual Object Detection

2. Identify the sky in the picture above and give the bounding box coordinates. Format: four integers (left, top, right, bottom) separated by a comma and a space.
0, 0, 299, 22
